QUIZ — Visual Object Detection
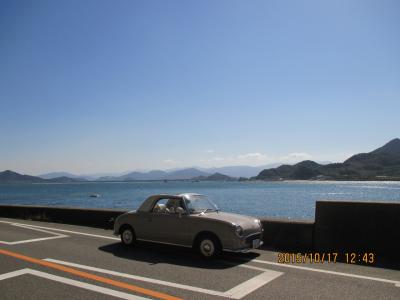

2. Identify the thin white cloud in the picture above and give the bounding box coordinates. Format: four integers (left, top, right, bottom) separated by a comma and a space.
200, 151, 312, 167
199, 152, 269, 167
204, 149, 215, 153
212, 157, 225, 161
237, 152, 267, 161
163, 159, 177, 164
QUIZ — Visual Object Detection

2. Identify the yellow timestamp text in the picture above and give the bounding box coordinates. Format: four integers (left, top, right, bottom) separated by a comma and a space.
277, 252, 376, 264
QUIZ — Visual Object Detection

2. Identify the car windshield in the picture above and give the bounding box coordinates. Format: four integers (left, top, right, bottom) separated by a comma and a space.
185, 194, 218, 214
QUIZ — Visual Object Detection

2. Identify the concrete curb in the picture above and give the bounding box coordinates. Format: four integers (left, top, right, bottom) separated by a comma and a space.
0, 205, 125, 229
260, 218, 314, 251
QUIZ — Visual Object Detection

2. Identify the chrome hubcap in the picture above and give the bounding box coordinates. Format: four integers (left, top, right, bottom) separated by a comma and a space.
200, 239, 214, 257
122, 230, 133, 244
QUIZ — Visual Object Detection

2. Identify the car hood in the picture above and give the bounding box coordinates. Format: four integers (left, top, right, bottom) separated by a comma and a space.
197, 211, 261, 233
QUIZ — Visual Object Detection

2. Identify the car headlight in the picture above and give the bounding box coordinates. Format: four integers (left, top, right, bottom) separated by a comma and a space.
234, 225, 244, 237
254, 219, 262, 228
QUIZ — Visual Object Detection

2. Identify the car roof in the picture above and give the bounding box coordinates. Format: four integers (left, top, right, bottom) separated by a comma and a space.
137, 193, 205, 212
177, 193, 204, 198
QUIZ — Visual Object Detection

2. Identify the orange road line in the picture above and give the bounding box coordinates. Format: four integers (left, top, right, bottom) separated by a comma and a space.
0, 248, 182, 300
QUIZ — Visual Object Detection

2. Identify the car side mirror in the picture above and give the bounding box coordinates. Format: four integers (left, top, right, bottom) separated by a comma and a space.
176, 207, 185, 218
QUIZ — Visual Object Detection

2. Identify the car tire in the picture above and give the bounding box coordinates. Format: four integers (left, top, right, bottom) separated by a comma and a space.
196, 234, 221, 259
120, 225, 136, 246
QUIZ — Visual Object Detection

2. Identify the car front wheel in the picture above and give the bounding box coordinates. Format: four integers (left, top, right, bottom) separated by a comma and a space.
120, 226, 136, 246
196, 235, 221, 258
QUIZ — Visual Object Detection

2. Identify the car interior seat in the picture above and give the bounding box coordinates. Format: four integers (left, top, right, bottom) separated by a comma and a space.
155, 203, 169, 213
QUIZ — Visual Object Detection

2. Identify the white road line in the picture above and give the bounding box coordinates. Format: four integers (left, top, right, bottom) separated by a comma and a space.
44, 258, 226, 297
248, 259, 400, 287
0, 221, 68, 245
238, 263, 275, 272
0, 220, 119, 241
45, 258, 283, 299
0, 236, 66, 245
223, 270, 283, 299
217, 259, 278, 272
0, 268, 150, 300
0, 269, 28, 280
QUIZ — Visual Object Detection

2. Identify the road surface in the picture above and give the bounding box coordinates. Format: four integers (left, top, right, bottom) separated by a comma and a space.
0, 218, 399, 299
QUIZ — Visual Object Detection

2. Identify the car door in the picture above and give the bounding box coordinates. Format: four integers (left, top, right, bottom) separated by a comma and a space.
145, 198, 191, 246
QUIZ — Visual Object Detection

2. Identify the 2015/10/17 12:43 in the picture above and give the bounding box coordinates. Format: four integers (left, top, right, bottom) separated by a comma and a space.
277, 252, 376, 264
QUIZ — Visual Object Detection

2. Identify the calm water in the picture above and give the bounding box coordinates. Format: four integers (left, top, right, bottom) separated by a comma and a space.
1, 181, 399, 220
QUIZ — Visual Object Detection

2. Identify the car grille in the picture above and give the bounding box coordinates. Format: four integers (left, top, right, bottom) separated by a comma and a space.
245, 233, 261, 244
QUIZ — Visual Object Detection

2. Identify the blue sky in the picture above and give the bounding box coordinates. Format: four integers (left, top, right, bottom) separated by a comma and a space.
0, 0, 399, 174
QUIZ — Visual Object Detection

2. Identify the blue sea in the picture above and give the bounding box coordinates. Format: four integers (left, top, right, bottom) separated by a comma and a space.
0, 181, 399, 220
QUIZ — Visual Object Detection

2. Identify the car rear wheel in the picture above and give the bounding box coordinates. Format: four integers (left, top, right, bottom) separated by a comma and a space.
196, 234, 221, 259
120, 226, 136, 246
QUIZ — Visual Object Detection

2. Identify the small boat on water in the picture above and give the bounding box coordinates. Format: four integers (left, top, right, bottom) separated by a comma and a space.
89, 193, 100, 198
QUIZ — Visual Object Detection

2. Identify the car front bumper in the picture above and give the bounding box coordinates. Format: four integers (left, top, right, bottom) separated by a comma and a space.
223, 231, 264, 252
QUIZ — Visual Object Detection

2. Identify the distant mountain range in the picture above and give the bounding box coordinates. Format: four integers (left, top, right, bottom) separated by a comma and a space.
192, 172, 237, 181
254, 138, 400, 181
38, 164, 281, 181
2, 138, 399, 183
0, 170, 87, 184
38, 172, 123, 181
0, 169, 236, 183
97, 168, 211, 181
39, 172, 88, 181
198, 164, 281, 178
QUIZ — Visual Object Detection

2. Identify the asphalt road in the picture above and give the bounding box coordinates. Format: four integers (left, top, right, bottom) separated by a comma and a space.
0, 217, 399, 300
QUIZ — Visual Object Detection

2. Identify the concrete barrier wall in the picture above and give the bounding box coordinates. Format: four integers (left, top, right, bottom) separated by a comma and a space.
260, 218, 314, 251
0, 205, 125, 229
314, 200, 400, 260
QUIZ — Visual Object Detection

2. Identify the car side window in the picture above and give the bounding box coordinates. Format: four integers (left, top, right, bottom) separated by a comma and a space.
152, 198, 170, 214
166, 198, 186, 214
152, 198, 186, 214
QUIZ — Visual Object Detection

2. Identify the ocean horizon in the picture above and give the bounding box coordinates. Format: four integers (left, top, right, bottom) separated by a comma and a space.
1, 181, 399, 220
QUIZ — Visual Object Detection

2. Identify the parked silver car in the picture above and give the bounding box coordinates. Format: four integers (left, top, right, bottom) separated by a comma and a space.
114, 193, 263, 258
